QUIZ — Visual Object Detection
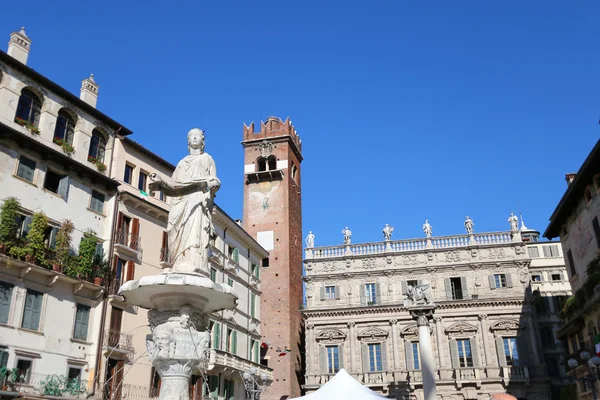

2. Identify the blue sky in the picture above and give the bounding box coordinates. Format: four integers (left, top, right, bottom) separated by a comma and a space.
3, 1, 598, 247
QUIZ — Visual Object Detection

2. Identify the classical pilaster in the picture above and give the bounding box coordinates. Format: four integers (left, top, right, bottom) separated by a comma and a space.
434, 317, 444, 367
348, 322, 356, 372
478, 314, 492, 366
390, 319, 399, 370
306, 324, 315, 374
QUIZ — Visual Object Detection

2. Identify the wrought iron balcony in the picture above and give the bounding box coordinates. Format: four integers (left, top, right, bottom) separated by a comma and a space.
113, 229, 142, 261
103, 329, 134, 357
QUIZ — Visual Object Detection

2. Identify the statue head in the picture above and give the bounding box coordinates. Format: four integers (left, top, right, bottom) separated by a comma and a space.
187, 128, 205, 153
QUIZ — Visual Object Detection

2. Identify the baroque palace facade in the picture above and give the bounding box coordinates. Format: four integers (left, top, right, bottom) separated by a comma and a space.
302, 224, 571, 400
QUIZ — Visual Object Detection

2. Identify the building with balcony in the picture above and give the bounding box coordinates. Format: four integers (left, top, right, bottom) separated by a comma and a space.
302, 223, 570, 400
0, 27, 134, 399
98, 137, 272, 400
545, 139, 600, 400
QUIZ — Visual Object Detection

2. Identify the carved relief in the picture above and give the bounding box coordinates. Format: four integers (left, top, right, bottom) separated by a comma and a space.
490, 320, 520, 335
357, 327, 389, 339
400, 325, 419, 340
445, 322, 478, 338
322, 261, 339, 273
480, 248, 507, 260
316, 329, 347, 344
362, 258, 376, 269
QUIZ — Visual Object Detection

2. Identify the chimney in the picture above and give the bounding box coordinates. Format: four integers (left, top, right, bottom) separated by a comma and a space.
565, 173, 577, 185
80, 74, 99, 108
7, 27, 31, 65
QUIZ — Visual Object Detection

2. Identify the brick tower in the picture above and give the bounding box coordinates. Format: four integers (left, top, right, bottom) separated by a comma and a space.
242, 117, 303, 400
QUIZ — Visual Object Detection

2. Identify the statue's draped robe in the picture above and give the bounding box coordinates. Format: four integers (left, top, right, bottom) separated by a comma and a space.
168, 153, 216, 274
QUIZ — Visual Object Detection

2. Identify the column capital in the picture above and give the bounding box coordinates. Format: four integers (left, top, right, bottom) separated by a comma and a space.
416, 315, 430, 327
347, 322, 356, 328
478, 314, 488, 321
389, 319, 398, 325
433, 316, 443, 323
306, 324, 315, 330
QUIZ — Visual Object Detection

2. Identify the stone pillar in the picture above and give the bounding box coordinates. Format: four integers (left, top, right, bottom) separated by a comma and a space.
390, 319, 399, 370
434, 317, 444, 367
146, 307, 210, 400
306, 324, 315, 375
348, 322, 356, 372
409, 305, 437, 400
479, 314, 492, 366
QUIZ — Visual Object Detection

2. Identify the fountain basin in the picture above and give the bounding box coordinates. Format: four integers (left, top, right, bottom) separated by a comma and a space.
119, 273, 238, 313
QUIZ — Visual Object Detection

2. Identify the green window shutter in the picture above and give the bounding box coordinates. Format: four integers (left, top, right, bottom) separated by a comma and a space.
228, 380, 234, 400
209, 376, 219, 400
254, 341, 259, 363
57, 176, 70, 201
232, 330, 237, 354
22, 290, 42, 330
73, 304, 90, 340
250, 294, 256, 318
0, 351, 8, 368
214, 323, 220, 350
233, 248, 239, 264
0, 282, 14, 324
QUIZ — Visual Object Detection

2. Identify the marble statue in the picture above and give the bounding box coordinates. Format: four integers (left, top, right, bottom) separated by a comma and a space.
407, 284, 434, 306
382, 224, 394, 241
149, 128, 221, 274
342, 227, 352, 245
508, 212, 519, 232
305, 231, 315, 248
422, 220, 432, 238
464, 216, 474, 235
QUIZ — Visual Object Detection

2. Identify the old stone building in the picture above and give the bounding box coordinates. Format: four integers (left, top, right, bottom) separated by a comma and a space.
302, 223, 570, 400
544, 139, 600, 400
242, 117, 304, 400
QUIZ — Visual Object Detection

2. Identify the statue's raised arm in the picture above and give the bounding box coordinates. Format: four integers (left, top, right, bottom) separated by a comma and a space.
152, 128, 220, 275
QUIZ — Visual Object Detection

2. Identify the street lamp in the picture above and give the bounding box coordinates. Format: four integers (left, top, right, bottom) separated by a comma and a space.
241, 367, 269, 400
568, 350, 600, 400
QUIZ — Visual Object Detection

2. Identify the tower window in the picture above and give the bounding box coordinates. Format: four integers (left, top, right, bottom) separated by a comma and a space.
257, 157, 267, 172
267, 156, 277, 171
256, 156, 278, 172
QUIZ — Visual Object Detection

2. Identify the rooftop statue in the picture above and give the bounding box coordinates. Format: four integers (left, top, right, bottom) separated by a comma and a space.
382, 224, 394, 241
306, 231, 315, 248
464, 216, 474, 235
422, 219, 432, 238
407, 283, 434, 306
342, 227, 352, 245
149, 128, 221, 274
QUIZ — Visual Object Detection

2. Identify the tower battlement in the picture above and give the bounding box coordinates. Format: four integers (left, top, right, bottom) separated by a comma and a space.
243, 116, 302, 152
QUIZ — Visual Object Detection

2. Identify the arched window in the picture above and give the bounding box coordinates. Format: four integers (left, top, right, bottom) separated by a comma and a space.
267, 156, 277, 171
88, 129, 107, 163
15, 88, 42, 127
257, 157, 267, 172
54, 109, 76, 145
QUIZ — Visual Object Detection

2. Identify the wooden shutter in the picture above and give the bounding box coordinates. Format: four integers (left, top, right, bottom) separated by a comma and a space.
488, 275, 496, 289
24, 290, 42, 331
444, 278, 452, 299
470, 337, 479, 367
460, 276, 469, 298
117, 212, 124, 232
233, 248, 239, 264
250, 294, 255, 317
335, 286, 341, 300
0, 283, 13, 324
375, 283, 381, 304
110, 307, 123, 333
449, 339, 459, 368
57, 176, 70, 201
161, 231, 168, 249
115, 361, 125, 400
338, 344, 344, 369
495, 336, 507, 367
506, 274, 514, 288
405, 341, 414, 370
320, 287, 325, 301
231, 330, 237, 354
362, 343, 369, 372
360, 284, 366, 305
131, 218, 140, 249
401, 281, 408, 295
125, 261, 135, 281
74, 305, 90, 341
319, 346, 326, 373
381, 341, 388, 371
0, 351, 8, 368
214, 323, 220, 350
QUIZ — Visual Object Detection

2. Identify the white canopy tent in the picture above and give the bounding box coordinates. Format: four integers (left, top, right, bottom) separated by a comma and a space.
290, 369, 388, 400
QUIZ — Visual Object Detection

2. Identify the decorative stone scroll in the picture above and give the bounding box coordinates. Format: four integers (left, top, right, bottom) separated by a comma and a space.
490, 320, 521, 336
445, 322, 478, 338
316, 329, 346, 344
357, 327, 389, 340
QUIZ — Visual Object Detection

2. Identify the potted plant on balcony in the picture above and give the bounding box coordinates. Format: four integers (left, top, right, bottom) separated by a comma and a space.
24, 212, 48, 266
53, 220, 74, 273
74, 230, 97, 281
53, 137, 75, 155
0, 197, 20, 255
92, 255, 109, 286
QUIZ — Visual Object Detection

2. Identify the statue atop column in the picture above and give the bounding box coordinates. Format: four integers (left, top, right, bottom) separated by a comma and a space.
422, 220, 432, 238
149, 128, 221, 274
305, 231, 315, 248
342, 227, 352, 245
464, 216, 474, 235
508, 212, 519, 232
382, 224, 394, 241
407, 283, 434, 306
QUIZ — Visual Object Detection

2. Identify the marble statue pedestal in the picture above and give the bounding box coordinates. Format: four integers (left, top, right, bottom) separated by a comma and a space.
119, 273, 237, 400
408, 304, 437, 400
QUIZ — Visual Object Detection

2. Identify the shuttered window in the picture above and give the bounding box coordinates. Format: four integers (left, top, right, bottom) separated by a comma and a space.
90, 190, 105, 214
209, 375, 219, 400
503, 337, 519, 366
0, 349, 8, 368
223, 379, 234, 400
326, 345, 339, 373
0, 282, 14, 324
365, 283, 376, 305
21, 289, 43, 331
227, 329, 237, 354
73, 304, 90, 341
17, 156, 36, 182
212, 322, 221, 350
250, 293, 257, 318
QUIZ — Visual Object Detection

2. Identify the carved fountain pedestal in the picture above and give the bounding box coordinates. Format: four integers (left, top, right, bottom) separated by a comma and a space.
119, 273, 237, 400
407, 304, 437, 400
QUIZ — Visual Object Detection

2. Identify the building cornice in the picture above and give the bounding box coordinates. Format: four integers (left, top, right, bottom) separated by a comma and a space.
241, 135, 303, 162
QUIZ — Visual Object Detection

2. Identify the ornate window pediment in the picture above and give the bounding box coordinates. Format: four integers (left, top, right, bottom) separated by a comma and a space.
400, 325, 419, 338
357, 327, 388, 340
490, 320, 520, 335
445, 322, 478, 338
316, 329, 346, 344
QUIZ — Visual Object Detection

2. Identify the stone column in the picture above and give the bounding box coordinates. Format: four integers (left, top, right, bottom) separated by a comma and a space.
434, 317, 444, 367
409, 305, 437, 400
478, 314, 492, 366
306, 324, 315, 375
146, 308, 210, 400
390, 319, 399, 370
348, 322, 356, 372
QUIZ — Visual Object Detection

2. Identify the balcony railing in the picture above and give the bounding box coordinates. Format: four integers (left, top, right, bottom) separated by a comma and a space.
99, 382, 159, 400
16, 372, 90, 398
207, 349, 273, 381
160, 247, 169, 263
307, 231, 516, 259
103, 329, 134, 354
114, 229, 141, 252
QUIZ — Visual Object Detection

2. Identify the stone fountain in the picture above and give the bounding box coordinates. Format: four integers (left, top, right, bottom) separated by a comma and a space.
119, 128, 236, 400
